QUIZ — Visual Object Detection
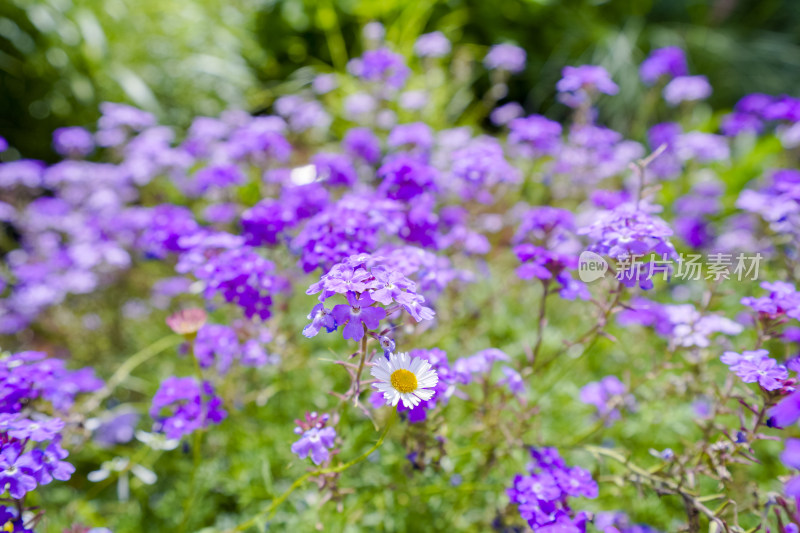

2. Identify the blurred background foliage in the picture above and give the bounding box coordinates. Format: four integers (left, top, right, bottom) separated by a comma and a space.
2, 0, 800, 160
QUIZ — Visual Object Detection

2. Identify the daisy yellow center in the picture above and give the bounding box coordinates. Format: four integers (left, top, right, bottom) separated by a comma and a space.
390, 369, 418, 393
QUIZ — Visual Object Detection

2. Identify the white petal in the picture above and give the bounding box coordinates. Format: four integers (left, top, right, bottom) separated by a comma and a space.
417, 360, 432, 374
387, 353, 402, 373
417, 378, 437, 389
398, 352, 410, 369
400, 393, 420, 408
371, 367, 391, 382
414, 389, 435, 401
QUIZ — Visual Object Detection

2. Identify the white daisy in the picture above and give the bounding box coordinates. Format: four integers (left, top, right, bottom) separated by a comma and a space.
370, 352, 439, 409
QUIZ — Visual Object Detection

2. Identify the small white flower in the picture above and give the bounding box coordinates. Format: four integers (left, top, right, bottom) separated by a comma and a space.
371, 352, 438, 409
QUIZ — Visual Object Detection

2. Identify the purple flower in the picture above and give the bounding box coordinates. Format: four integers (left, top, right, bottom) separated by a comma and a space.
720, 349, 769, 371
194, 324, 240, 373
0, 159, 45, 188
369, 267, 416, 305
639, 47, 688, 85
579, 204, 675, 290
740, 281, 800, 320
770, 390, 800, 427
31, 440, 75, 484
490, 102, 524, 126
453, 348, 509, 384
521, 472, 561, 501
331, 292, 386, 341
508, 447, 597, 530
303, 303, 337, 338
53, 127, 94, 157
499, 366, 526, 396
449, 137, 520, 199
675, 132, 729, 162
192, 163, 245, 193
313, 153, 358, 187
763, 96, 800, 121
781, 438, 800, 470
291, 413, 336, 465
150, 377, 226, 439
7, 416, 65, 442
275, 97, 331, 132
343, 127, 381, 164
291, 194, 404, 272
579, 376, 633, 424
312, 73, 337, 94
387, 122, 433, 153
291, 427, 337, 465
191, 246, 285, 321
555, 466, 598, 498
0, 444, 38, 499
240, 339, 273, 367
484, 44, 526, 73
720, 112, 763, 137
414, 31, 451, 58
557, 65, 618, 107
348, 48, 410, 90
377, 335, 396, 356
663, 75, 712, 105
733, 354, 788, 391
508, 115, 563, 157
226, 118, 291, 163
91, 411, 140, 447
241, 183, 328, 247
377, 154, 438, 201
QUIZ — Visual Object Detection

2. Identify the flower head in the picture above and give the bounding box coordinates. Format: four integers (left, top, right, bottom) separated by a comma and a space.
663, 75, 712, 105
166, 308, 207, 336
291, 412, 336, 465
371, 352, 439, 409
414, 32, 451, 58
483, 44, 526, 73
639, 47, 688, 85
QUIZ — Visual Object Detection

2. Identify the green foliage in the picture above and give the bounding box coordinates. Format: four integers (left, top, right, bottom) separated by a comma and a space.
0, 0, 266, 160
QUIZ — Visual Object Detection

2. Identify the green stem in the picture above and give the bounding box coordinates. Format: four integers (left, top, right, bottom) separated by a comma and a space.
531, 281, 550, 366
229, 411, 397, 532
178, 429, 204, 532
84, 335, 183, 413
353, 324, 369, 403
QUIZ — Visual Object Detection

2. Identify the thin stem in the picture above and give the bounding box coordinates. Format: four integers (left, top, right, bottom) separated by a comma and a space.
229, 410, 397, 532
83, 335, 184, 413
587, 445, 728, 531
353, 324, 369, 403
531, 281, 551, 366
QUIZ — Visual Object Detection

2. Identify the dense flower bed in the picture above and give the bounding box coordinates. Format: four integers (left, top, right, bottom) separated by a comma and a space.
2, 25, 800, 532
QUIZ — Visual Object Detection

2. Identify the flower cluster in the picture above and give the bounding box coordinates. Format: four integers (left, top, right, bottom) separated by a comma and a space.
579, 203, 677, 289
741, 281, 800, 322
639, 46, 688, 85
579, 375, 635, 424
149, 377, 226, 440
305, 254, 435, 341
513, 207, 589, 300
0, 351, 101, 506
720, 349, 789, 391
617, 298, 742, 349
507, 447, 598, 531
737, 169, 800, 245
291, 412, 337, 466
